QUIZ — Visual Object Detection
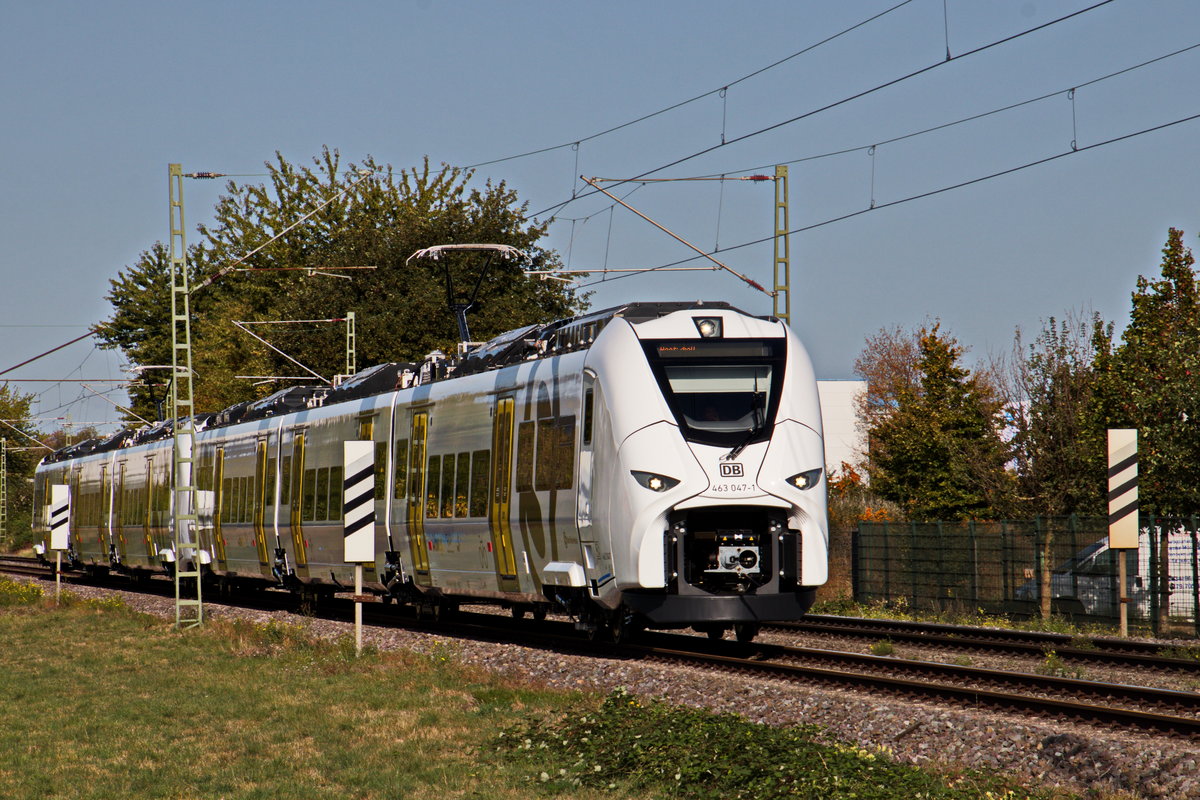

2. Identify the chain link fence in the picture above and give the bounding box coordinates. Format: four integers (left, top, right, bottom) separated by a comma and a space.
853, 516, 1200, 637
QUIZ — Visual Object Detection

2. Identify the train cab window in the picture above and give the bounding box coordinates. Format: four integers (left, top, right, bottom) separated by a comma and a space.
469, 450, 490, 517
426, 455, 442, 518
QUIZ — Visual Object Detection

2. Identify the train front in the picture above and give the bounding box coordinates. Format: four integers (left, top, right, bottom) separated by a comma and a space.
586, 306, 828, 634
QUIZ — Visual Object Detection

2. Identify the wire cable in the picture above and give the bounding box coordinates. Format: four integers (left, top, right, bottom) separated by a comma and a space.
529, 0, 1117, 220
572, 109, 1200, 290
465, 0, 918, 169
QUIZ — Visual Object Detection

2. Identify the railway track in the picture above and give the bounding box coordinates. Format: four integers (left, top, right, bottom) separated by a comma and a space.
5, 557, 1199, 738
772, 614, 1200, 671
0, 554, 54, 580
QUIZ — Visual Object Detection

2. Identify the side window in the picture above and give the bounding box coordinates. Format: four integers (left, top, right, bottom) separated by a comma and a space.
221, 477, 232, 524
535, 417, 554, 491
280, 455, 292, 506
469, 450, 490, 517
517, 421, 536, 492
455, 452, 470, 518
374, 441, 388, 501
265, 457, 277, 509
303, 469, 316, 521
426, 456, 442, 518
315, 468, 330, 520
441, 454, 456, 518
556, 416, 576, 489
329, 466, 343, 520
583, 388, 594, 446
394, 439, 409, 500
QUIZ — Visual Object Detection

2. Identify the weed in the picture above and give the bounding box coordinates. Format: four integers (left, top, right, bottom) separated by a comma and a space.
950, 655, 973, 667
1035, 650, 1087, 680
1158, 644, 1200, 663
499, 688, 1062, 799
869, 638, 896, 656
0, 577, 44, 606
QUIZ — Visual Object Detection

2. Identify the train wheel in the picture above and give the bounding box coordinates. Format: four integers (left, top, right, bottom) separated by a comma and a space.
733, 623, 760, 643
608, 615, 627, 645
532, 605, 548, 622
511, 606, 526, 620
706, 626, 728, 641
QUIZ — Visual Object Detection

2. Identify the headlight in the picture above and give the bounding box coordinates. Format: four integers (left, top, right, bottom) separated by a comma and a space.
631, 470, 680, 492
787, 468, 822, 490
693, 317, 723, 338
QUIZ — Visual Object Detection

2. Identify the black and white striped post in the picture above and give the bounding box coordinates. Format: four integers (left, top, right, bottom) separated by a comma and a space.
49, 484, 70, 603
344, 441, 376, 656
1108, 429, 1138, 636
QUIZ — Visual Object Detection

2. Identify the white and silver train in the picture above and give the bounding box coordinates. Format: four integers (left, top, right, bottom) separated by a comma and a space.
34, 302, 828, 640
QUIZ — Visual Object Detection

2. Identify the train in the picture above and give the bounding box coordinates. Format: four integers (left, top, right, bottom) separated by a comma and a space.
33, 300, 829, 642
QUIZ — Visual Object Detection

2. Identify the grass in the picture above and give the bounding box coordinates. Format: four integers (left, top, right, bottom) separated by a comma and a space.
500, 689, 1072, 800
809, 596, 1122, 639
0, 576, 1079, 799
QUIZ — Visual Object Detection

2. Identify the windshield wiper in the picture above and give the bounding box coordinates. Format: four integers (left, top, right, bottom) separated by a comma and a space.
723, 391, 765, 461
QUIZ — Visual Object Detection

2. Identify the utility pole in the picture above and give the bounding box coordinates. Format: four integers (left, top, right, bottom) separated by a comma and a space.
168, 164, 202, 628
345, 311, 357, 379
773, 165, 791, 325
0, 438, 7, 552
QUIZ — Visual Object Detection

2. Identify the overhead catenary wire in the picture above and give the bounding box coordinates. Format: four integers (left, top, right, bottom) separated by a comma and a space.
529, 0, 1118, 221
572, 109, 1200, 290
465, 0, 918, 170
672, 40, 1200, 182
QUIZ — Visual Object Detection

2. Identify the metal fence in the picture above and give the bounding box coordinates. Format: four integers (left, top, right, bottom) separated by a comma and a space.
853, 516, 1200, 637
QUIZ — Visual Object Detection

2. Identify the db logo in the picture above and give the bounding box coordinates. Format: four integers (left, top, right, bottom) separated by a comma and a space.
719, 463, 744, 477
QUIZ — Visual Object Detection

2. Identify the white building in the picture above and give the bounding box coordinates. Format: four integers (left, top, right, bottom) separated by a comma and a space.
816, 380, 866, 476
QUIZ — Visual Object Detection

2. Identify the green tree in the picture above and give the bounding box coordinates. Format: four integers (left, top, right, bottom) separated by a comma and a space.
0, 384, 44, 550
98, 148, 585, 415
864, 323, 1012, 520
1095, 227, 1200, 515
1008, 311, 1109, 518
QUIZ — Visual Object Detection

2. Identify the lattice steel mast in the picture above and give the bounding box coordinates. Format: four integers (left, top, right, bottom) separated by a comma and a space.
168, 164, 202, 628
773, 165, 791, 325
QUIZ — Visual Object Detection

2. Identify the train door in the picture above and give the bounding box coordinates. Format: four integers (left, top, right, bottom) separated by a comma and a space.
406, 411, 431, 585
289, 431, 309, 578
489, 396, 520, 592
115, 461, 127, 562
253, 439, 270, 571
577, 376, 599, 591
99, 463, 111, 560
213, 448, 227, 566
143, 457, 156, 561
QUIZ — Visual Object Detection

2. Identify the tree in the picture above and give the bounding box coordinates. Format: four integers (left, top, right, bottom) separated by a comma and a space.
97, 149, 586, 415
0, 384, 44, 550
862, 323, 1012, 520
1095, 227, 1200, 515
1007, 310, 1109, 518
93, 242, 190, 421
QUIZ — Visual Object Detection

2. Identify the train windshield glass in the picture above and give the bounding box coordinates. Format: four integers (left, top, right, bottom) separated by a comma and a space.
643, 338, 785, 447
663, 366, 772, 434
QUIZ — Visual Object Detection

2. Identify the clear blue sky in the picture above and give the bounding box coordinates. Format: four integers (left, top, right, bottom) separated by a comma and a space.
2, 0, 1198, 437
